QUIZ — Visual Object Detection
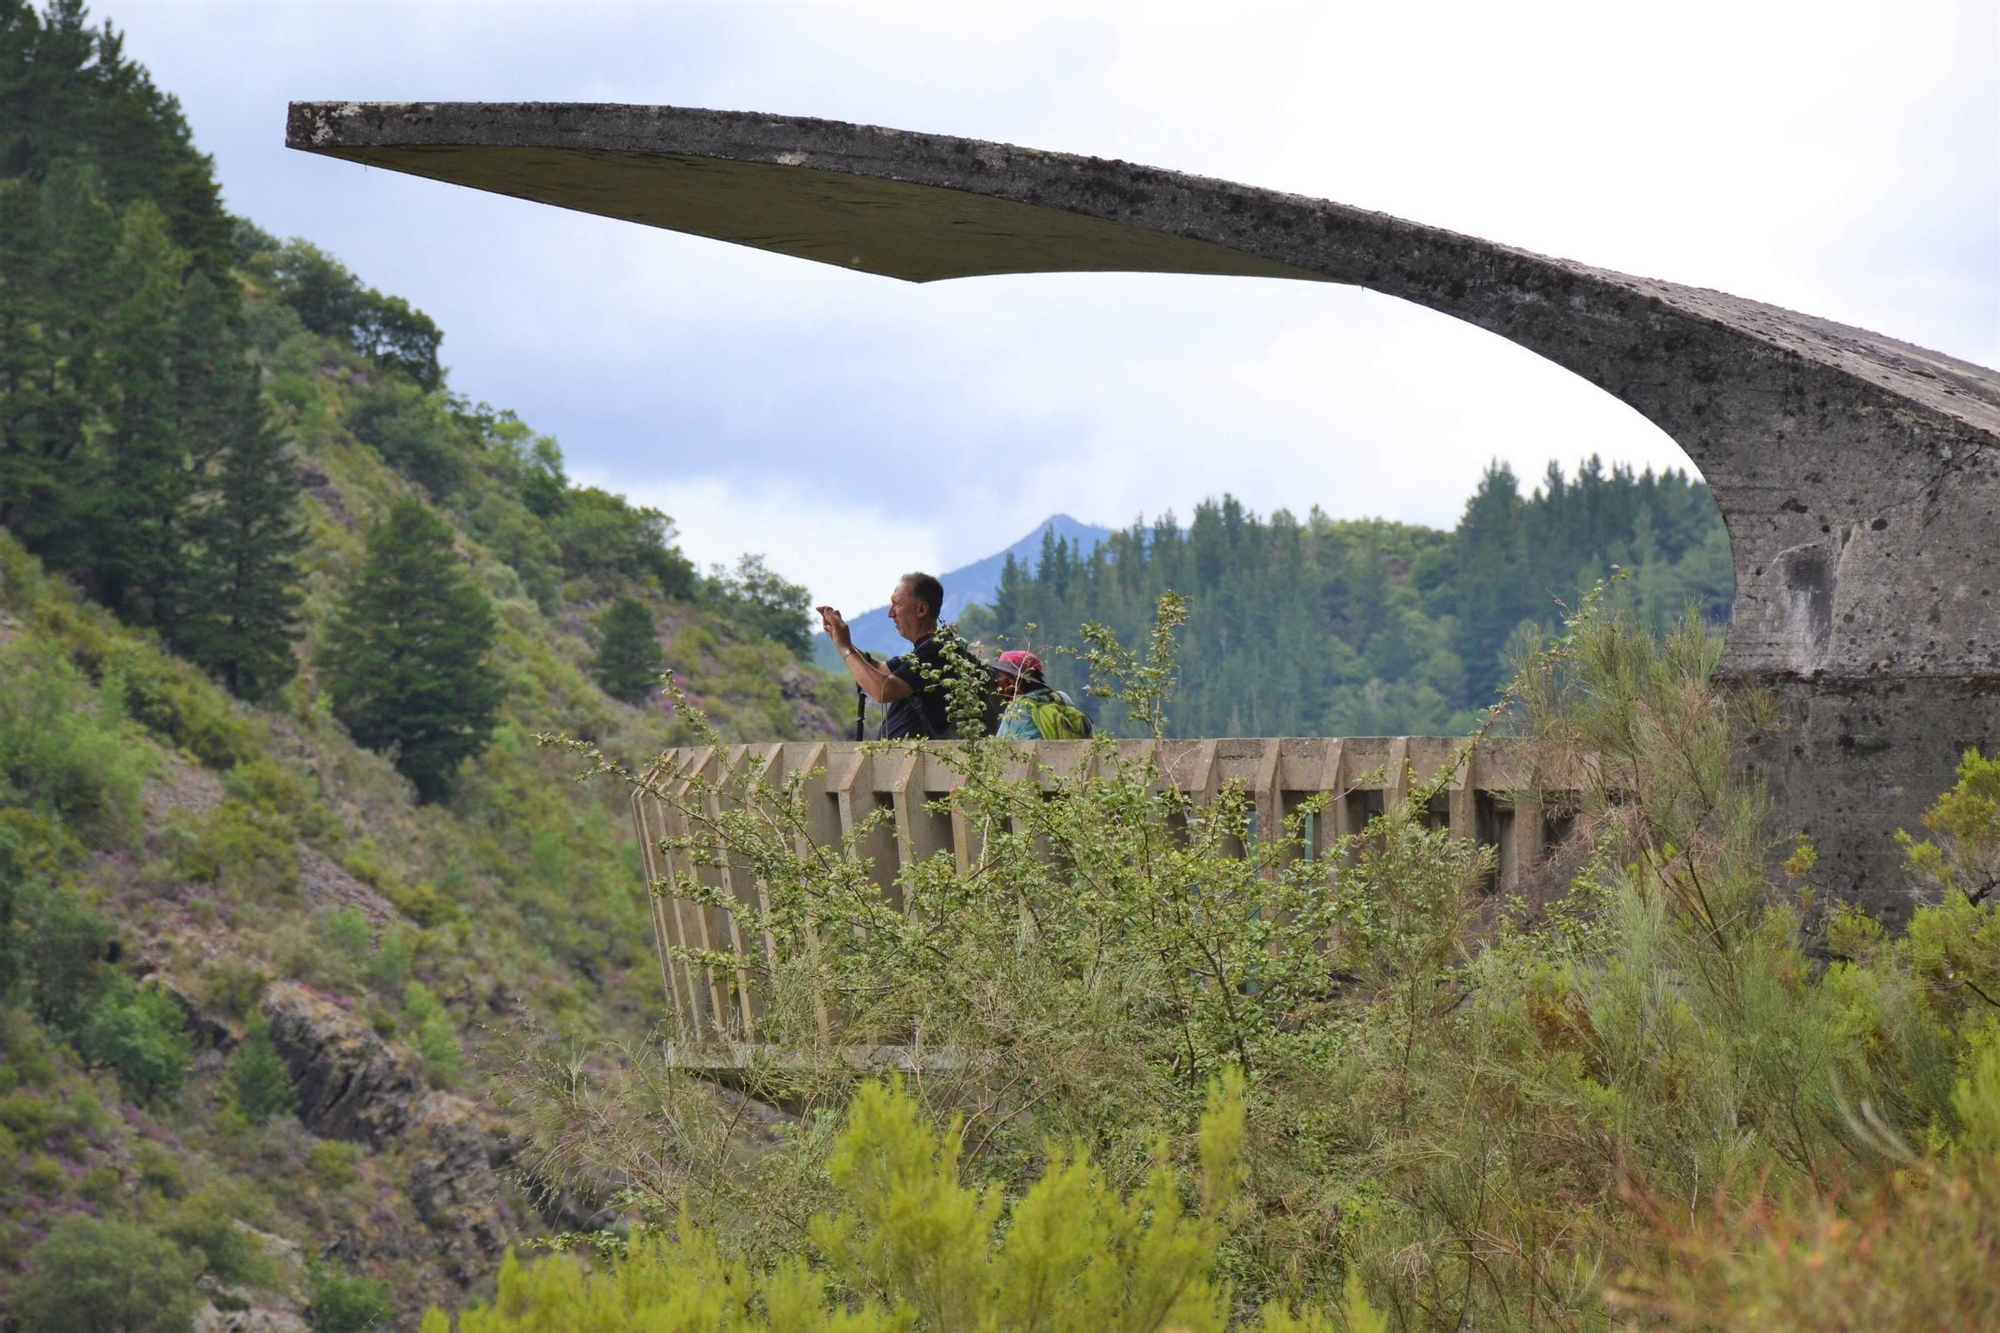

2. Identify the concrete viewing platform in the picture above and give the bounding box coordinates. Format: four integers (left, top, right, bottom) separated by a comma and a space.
631, 737, 1566, 1047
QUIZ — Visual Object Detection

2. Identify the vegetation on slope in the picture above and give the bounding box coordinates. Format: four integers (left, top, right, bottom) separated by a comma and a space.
967, 465, 1732, 737
0, 1, 843, 1323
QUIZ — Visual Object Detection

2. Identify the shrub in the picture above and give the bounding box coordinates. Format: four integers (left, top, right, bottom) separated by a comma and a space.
78, 977, 193, 1102
89, 635, 257, 769
0, 637, 151, 841
319, 905, 373, 967
14, 1217, 202, 1333
135, 1140, 185, 1199
223, 754, 337, 843
201, 959, 270, 1019
307, 1138, 361, 1192
306, 1260, 393, 1333
19, 878, 114, 1036
160, 1188, 276, 1288
436, 1073, 1361, 1331
171, 798, 300, 899
22, 1152, 63, 1193
231, 1018, 296, 1124
384, 877, 462, 928
403, 982, 460, 1087
364, 925, 417, 996
80, 1163, 121, 1205
0, 1091, 52, 1149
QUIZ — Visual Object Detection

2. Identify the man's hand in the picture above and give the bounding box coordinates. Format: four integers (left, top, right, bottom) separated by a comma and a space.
816, 605, 852, 652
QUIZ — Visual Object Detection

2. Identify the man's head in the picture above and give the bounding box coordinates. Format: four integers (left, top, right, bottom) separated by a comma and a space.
888, 572, 944, 644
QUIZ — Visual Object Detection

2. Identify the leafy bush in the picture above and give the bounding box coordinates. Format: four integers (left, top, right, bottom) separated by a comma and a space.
15, 1217, 202, 1333
307, 1138, 361, 1192
364, 925, 418, 996
201, 958, 270, 1019
307, 1260, 393, 1333
17, 878, 114, 1036
0, 637, 151, 840
78, 976, 193, 1101
436, 1073, 1363, 1331
160, 1187, 276, 1288
171, 798, 301, 899
403, 982, 460, 1087
0, 1092, 52, 1150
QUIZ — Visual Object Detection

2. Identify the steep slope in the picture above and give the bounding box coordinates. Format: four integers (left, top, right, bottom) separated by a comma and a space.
0, 4, 845, 1324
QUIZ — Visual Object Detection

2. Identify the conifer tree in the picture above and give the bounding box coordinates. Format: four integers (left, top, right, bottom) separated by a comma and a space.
319, 499, 503, 801
177, 369, 304, 701
231, 1017, 294, 1124
591, 596, 664, 703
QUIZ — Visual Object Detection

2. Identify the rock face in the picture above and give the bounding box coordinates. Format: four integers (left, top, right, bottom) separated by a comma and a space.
287, 102, 2000, 923
260, 984, 519, 1280
263, 983, 418, 1147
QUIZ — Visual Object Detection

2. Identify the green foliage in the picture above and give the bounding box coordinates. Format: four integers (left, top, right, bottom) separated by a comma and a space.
0, 636, 151, 841
231, 1018, 295, 1124
703, 552, 813, 659
159, 1186, 276, 1287
18, 878, 114, 1036
175, 367, 306, 701
1900, 747, 2000, 905
549, 484, 697, 601
0, 1091, 51, 1150
307, 1138, 361, 1192
319, 497, 505, 800
522, 599, 2000, 1329
364, 924, 418, 996
256, 238, 443, 389
78, 975, 192, 1101
982, 464, 1731, 737
306, 1260, 393, 1333
442, 1072, 1352, 1331
171, 797, 301, 899
403, 981, 460, 1086
590, 595, 664, 702
14, 1216, 202, 1333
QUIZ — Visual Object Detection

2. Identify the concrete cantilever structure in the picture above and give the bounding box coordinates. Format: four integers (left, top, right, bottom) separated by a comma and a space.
287, 101, 2000, 922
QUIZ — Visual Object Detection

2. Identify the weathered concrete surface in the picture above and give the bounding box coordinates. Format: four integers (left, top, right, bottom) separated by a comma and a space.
287, 102, 2000, 923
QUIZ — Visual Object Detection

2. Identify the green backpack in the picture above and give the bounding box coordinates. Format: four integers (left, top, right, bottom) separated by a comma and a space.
1025, 693, 1093, 740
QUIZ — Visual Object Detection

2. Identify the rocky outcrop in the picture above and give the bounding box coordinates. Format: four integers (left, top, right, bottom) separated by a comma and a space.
263, 983, 419, 1147
258, 983, 520, 1280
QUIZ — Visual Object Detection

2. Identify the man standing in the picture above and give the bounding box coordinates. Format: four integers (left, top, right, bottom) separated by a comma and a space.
818, 572, 955, 739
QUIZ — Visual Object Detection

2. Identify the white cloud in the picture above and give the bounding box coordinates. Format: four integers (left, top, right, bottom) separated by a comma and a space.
112, 0, 1999, 599
582, 470, 943, 616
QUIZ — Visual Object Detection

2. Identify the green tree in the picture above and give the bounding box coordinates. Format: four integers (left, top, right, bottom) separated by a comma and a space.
319, 498, 503, 801
591, 595, 664, 702
704, 552, 811, 658
15, 1216, 201, 1333
177, 367, 304, 700
79, 974, 192, 1100
231, 1017, 295, 1124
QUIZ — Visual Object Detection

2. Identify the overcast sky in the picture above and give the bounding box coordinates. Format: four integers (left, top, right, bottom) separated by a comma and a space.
111, 0, 2000, 613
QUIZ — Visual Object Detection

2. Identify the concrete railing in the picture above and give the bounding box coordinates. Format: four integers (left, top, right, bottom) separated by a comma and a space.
631, 737, 1566, 1047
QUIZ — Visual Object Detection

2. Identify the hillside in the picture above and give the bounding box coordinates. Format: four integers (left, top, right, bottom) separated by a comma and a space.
969, 471, 1734, 737
0, 3, 841, 1325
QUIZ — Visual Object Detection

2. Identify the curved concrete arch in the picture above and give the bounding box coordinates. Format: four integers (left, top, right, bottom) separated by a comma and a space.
288, 101, 2000, 921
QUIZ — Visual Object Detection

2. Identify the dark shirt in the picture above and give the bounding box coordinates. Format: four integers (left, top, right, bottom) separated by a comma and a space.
881, 633, 953, 740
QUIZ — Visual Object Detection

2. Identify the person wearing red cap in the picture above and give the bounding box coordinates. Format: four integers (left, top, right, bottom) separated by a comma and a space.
990, 650, 1094, 740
